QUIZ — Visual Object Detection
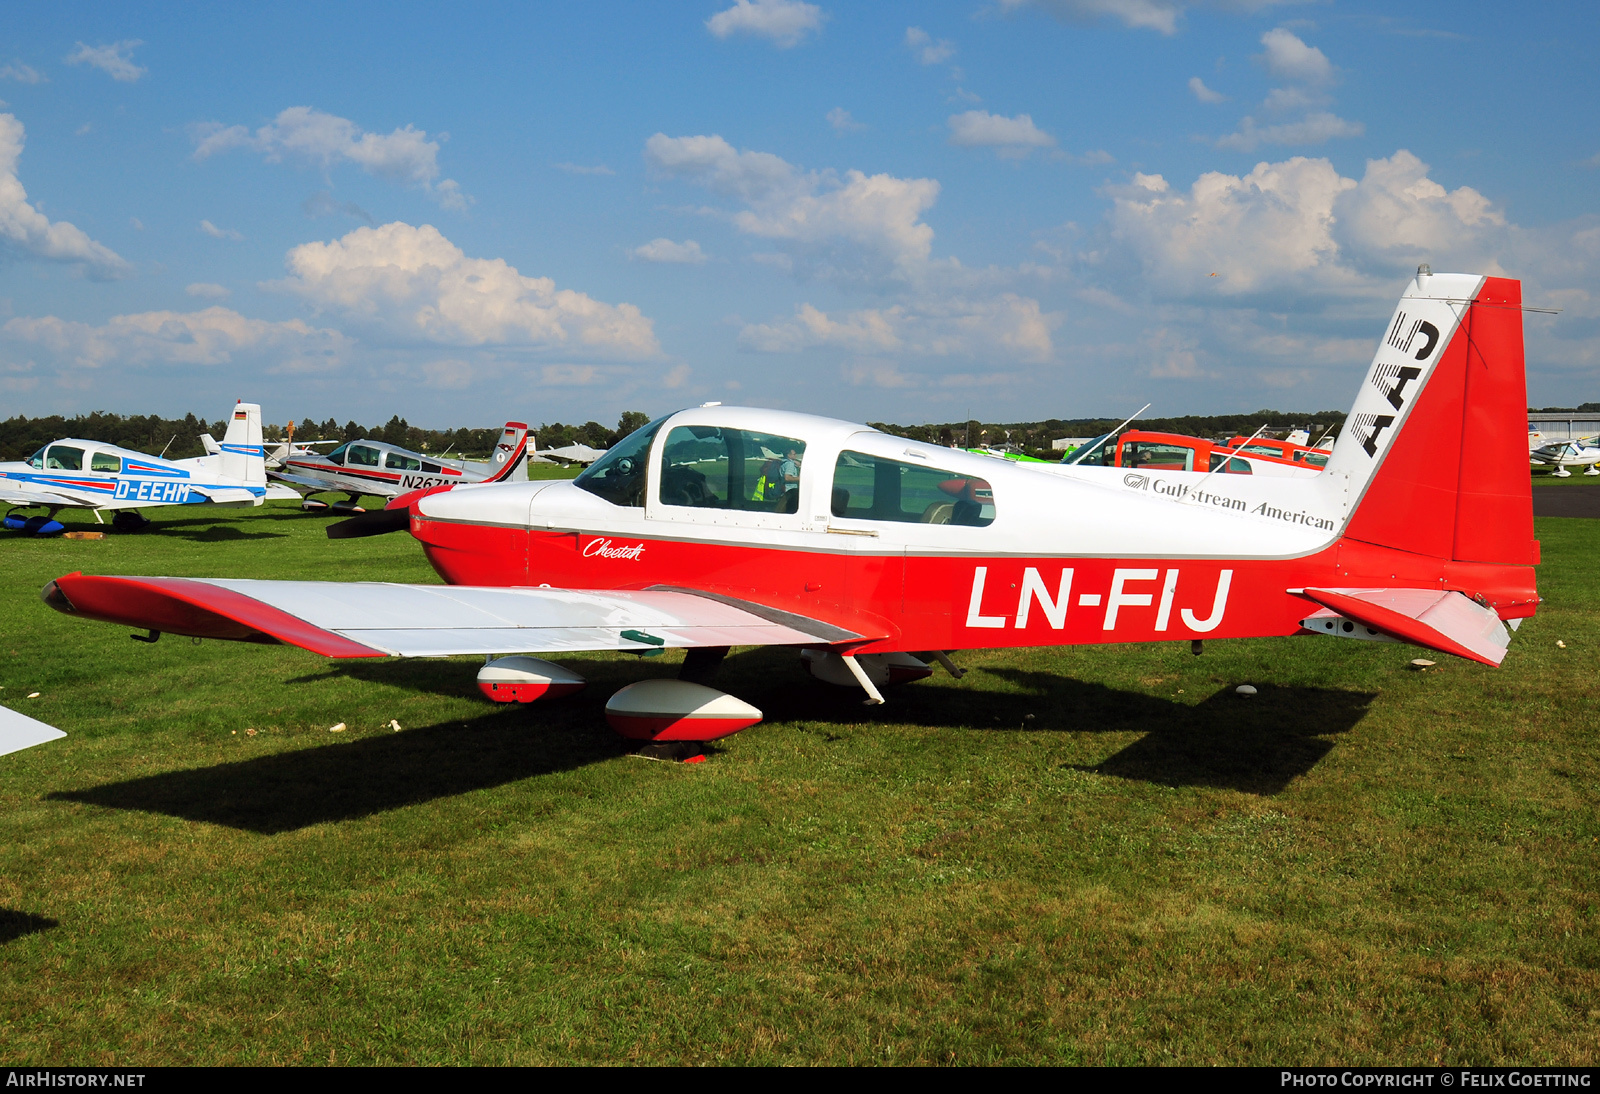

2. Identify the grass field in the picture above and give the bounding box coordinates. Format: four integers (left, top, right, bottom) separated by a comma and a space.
0, 497, 1596, 1065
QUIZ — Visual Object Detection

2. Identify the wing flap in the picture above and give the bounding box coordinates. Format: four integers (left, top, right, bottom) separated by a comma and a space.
44, 575, 843, 659
1301, 587, 1511, 666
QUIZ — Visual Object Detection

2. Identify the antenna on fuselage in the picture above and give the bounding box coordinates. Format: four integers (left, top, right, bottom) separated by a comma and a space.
1070, 403, 1150, 465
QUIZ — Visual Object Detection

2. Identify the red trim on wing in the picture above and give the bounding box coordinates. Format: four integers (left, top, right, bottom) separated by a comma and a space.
46, 573, 387, 658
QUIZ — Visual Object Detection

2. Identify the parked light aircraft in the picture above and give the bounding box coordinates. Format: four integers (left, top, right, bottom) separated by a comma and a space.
29, 271, 1539, 759
1068, 429, 1319, 476
0, 402, 298, 534
1529, 435, 1600, 477
270, 422, 531, 510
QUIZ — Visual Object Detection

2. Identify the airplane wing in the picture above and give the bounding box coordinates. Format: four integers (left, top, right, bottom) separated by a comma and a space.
0, 703, 66, 758
266, 471, 325, 491
0, 487, 97, 509
43, 575, 869, 658
264, 483, 303, 501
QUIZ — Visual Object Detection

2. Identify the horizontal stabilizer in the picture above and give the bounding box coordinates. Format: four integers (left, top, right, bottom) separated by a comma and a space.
0, 704, 66, 758
1300, 587, 1511, 666
43, 574, 863, 659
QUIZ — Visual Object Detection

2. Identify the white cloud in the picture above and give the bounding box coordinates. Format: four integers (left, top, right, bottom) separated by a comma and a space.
128, 217, 144, 230
644, 133, 938, 281
827, 107, 865, 133
421, 358, 473, 389
947, 110, 1057, 159
739, 295, 1058, 363
1102, 151, 1520, 300
905, 27, 955, 65
269, 221, 658, 357
1258, 28, 1334, 84
65, 41, 145, 83
185, 282, 230, 299
3, 307, 347, 368
0, 113, 130, 279
0, 63, 45, 85
199, 219, 243, 241
74, 122, 92, 136
632, 238, 708, 264
190, 107, 469, 208
1216, 111, 1363, 151
705, 0, 826, 48
555, 162, 616, 175
1000, 0, 1185, 36
1188, 76, 1226, 103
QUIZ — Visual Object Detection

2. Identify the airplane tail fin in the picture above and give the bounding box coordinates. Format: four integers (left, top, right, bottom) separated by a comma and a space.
218, 401, 267, 485
200, 434, 221, 457
483, 422, 530, 484
1325, 271, 1537, 567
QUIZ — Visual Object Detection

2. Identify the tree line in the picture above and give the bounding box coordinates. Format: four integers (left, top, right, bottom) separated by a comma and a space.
0, 410, 656, 463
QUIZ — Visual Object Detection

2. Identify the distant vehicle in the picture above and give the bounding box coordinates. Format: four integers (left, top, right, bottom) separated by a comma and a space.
0, 401, 299, 534
1064, 429, 1319, 478
270, 422, 531, 510
1224, 435, 1334, 469
1529, 435, 1600, 477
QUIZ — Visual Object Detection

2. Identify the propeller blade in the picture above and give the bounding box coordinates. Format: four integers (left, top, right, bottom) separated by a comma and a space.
326, 508, 412, 539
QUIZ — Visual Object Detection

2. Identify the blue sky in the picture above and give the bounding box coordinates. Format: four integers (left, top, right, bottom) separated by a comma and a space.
2, 1, 1597, 428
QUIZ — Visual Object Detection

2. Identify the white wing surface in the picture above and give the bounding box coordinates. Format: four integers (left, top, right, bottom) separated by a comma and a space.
0, 704, 66, 758
44, 575, 865, 659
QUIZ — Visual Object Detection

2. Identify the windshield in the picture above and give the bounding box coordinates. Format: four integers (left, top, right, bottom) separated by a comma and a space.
1062, 433, 1113, 466
325, 443, 349, 466
574, 414, 672, 506
658, 426, 807, 513
26, 446, 46, 470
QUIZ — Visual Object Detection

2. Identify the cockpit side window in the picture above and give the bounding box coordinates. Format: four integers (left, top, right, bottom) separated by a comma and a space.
658, 427, 806, 513
46, 445, 85, 471
91, 452, 122, 473
347, 444, 380, 467
385, 452, 421, 471
831, 451, 994, 527
574, 414, 672, 507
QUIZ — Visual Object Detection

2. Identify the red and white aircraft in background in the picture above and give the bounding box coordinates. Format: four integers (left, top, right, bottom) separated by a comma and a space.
269, 422, 531, 511
26, 271, 1539, 757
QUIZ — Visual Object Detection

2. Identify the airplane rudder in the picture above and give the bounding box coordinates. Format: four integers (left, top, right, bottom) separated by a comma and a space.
1452, 278, 1537, 565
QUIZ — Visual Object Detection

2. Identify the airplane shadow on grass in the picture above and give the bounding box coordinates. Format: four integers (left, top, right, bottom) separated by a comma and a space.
50, 651, 1376, 833
0, 909, 58, 945
49, 709, 629, 835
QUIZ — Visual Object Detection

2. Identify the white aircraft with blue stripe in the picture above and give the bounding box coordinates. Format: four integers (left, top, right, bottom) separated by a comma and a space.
0, 401, 300, 534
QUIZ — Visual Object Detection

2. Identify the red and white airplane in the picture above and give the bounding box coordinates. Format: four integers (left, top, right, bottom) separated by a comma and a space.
270, 422, 532, 511
29, 270, 1539, 756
